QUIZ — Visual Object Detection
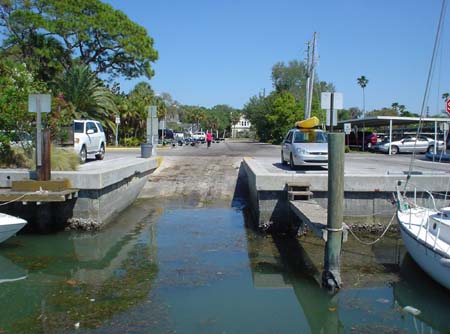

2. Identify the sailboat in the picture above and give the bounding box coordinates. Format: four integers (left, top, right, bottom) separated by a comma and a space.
396, 182, 450, 291
395, 0, 450, 291
0, 213, 27, 244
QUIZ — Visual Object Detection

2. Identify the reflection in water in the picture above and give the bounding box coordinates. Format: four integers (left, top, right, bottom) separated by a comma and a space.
2, 200, 450, 333
394, 254, 450, 333
247, 232, 343, 334
0, 254, 27, 284
0, 199, 160, 333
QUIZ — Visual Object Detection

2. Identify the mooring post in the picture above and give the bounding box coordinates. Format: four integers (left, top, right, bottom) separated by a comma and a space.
322, 132, 344, 292
41, 129, 51, 181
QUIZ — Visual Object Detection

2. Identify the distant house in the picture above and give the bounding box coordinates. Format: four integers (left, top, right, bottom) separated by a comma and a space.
231, 116, 251, 138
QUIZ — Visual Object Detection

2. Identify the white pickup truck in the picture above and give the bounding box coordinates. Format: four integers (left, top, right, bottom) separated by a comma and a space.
73, 120, 106, 163
192, 131, 206, 142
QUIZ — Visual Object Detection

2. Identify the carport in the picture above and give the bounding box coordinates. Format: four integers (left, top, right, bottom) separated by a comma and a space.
337, 116, 450, 155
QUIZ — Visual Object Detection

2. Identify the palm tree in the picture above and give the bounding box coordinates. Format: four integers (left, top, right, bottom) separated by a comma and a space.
442, 92, 450, 101
357, 75, 369, 117
58, 64, 117, 134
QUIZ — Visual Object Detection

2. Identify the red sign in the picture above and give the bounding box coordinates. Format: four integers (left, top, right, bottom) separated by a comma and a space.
447, 99, 450, 114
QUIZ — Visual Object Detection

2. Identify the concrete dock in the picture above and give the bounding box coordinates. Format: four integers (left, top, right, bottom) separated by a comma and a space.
0, 155, 157, 230
243, 153, 450, 232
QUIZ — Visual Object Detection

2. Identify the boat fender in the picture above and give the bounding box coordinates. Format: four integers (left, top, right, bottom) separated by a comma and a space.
439, 258, 450, 268
402, 306, 421, 316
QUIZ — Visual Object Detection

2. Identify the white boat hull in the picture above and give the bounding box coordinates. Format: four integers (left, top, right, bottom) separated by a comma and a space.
398, 211, 450, 291
0, 213, 27, 244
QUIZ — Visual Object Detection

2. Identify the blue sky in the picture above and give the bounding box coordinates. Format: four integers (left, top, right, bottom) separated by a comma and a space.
104, 0, 449, 115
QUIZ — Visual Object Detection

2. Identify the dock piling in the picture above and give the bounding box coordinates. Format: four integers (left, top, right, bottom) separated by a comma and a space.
322, 133, 345, 292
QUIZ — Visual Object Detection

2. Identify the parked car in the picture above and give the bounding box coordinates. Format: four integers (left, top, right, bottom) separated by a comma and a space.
0, 131, 33, 149
73, 120, 106, 163
158, 129, 174, 140
192, 131, 206, 142
347, 131, 378, 150
281, 128, 328, 169
376, 136, 445, 155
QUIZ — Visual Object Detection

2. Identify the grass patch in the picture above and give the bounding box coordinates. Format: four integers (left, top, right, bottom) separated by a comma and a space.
0, 146, 33, 169
0, 146, 79, 170
51, 146, 79, 171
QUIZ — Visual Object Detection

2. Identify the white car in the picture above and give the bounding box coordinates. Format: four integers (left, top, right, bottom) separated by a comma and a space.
73, 120, 106, 163
377, 136, 445, 154
281, 128, 328, 169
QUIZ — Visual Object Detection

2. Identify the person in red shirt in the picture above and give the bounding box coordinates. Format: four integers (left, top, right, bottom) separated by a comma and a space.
206, 131, 213, 148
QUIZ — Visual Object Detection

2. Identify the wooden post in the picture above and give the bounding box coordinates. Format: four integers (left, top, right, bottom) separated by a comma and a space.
322, 133, 344, 292
40, 129, 51, 181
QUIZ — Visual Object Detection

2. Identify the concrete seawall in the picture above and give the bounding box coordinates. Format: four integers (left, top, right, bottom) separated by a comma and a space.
243, 157, 450, 232
0, 157, 157, 230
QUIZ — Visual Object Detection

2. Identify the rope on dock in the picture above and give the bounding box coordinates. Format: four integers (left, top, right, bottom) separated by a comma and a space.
346, 211, 397, 246
0, 193, 28, 206
0, 188, 49, 206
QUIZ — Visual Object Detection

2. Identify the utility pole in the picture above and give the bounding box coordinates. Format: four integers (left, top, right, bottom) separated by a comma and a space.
305, 32, 317, 120
305, 41, 311, 119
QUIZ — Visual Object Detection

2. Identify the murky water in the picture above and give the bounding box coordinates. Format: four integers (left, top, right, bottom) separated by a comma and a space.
1, 199, 450, 334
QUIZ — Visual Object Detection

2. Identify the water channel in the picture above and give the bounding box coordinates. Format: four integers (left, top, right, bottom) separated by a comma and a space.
1, 198, 450, 333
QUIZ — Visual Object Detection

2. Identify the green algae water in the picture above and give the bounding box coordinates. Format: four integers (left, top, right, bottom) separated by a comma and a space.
1, 200, 450, 333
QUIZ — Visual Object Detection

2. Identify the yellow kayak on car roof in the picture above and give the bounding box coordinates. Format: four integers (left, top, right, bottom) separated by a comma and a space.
295, 116, 319, 129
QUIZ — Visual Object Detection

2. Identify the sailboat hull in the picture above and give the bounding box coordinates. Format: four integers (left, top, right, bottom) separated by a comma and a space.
398, 211, 450, 291
0, 213, 27, 244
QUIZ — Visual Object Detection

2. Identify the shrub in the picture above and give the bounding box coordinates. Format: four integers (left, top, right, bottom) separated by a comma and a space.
122, 137, 141, 147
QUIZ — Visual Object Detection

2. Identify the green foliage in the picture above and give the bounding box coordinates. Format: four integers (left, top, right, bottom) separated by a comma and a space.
0, 59, 46, 160
338, 107, 362, 120
120, 82, 152, 140
122, 137, 141, 147
357, 75, 369, 88
1, 33, 71, 86
265, 91, 302, 143
272, 60, 308, 101
204, 104, 238, 132
366, 107, 399, 117
57, 64, 117, 134
183, 105, 207, 126
0, 0, 158, 80
243, 93, 271, 141
242, 59, 334, 143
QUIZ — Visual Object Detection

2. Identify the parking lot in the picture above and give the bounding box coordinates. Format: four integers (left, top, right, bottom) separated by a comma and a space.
95, 140, 450, 176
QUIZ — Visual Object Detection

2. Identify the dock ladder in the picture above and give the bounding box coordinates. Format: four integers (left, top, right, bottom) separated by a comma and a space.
287, 182, 347, 242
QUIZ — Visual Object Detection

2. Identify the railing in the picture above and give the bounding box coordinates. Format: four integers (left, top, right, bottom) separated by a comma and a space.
396, 180, 438, 213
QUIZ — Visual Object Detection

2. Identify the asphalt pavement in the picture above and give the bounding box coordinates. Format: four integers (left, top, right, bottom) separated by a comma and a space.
98, 140, 450, 176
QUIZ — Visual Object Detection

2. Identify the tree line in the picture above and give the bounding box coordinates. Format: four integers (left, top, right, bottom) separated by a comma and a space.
0, 0, 240, 161
1, 0, 448, 161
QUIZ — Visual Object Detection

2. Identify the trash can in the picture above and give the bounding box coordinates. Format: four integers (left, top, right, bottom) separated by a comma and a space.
141, 143, 152, 158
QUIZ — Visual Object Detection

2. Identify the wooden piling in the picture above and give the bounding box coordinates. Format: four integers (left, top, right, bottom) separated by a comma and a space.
322, 133, 344, 292
40, 129, 51, 181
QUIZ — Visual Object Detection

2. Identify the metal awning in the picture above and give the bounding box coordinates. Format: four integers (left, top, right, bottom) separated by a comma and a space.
337, 116, 450, 127
337, 116, 450, 155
